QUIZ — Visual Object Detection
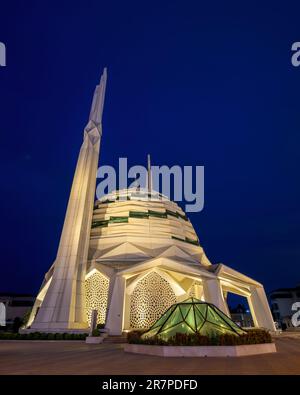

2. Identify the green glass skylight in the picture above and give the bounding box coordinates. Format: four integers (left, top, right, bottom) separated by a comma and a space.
141, 298, 246, 340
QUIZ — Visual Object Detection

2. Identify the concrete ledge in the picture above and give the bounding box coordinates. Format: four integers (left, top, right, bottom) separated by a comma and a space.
85, 336, 104, 344
124, 343, 276, 357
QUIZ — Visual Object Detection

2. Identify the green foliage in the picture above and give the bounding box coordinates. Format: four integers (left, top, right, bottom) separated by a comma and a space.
92, 328, 100, 337
0, 332, 88, 340
127, 328, 272, 346
127, 330, 147, 344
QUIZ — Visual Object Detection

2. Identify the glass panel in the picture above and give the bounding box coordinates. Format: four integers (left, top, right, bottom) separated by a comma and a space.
159, 307, 183, 333
149, 305, 175, 330
178, 304, 191, 320
129, 211, 149, 219
194, 308, 205, 331
109, 216, 128, 223
91, 220, 108, 228
142, 327, 160, 339
195, 303, 207, 319
211, 305, 245, 334
184, 307, 197, 331
148, 210, 167, 218
160, 322, 194, 339
206, 305, 233, 330
200, 321, 237, 337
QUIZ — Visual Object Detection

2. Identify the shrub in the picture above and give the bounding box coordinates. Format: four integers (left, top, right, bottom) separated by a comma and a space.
127, 330, 147, 344
92, 329, 100, 337
32, 332, 42, 340
0, 331, 88, 340
127, 328, 272, 346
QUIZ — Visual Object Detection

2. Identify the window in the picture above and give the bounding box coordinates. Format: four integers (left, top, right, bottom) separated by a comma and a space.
148, 210, 167, 218
92, 220, 108, 229
129, 211, 149, 219
109, 216, 128, 224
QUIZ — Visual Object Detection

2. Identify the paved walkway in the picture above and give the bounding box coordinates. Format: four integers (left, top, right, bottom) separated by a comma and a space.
0, 337, 299, 375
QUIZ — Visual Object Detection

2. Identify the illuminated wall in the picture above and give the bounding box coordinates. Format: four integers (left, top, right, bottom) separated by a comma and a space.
129, 271, 177, 329
85, 271, 109, 325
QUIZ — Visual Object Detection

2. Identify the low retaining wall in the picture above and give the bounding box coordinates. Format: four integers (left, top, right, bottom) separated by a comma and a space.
124, 343, 276, 357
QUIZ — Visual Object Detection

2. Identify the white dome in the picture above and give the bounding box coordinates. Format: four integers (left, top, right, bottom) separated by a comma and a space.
88, 188, 210, 268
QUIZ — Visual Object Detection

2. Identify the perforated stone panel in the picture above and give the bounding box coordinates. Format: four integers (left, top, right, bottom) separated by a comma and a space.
85, 271, 109, 326
130, 271, 177, 329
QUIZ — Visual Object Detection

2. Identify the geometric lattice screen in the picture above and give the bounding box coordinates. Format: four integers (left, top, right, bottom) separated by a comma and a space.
130, 271, 177, 329
85, 271, 109, 326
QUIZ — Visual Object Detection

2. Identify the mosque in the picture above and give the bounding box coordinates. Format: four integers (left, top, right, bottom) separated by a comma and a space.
25, 69, 275, 335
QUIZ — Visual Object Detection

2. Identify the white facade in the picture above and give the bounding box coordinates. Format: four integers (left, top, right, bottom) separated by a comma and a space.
26, 70, 276, 334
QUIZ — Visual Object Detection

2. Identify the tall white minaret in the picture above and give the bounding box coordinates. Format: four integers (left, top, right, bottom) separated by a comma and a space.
30, 69, 107, 331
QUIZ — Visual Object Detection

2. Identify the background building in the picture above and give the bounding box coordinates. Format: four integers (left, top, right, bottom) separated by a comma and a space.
229, 303, 254, 328
0, 293, 34, 329
270, 285, 300, 329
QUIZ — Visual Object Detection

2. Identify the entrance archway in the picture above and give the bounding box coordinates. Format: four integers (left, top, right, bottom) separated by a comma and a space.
226, 292, 254, 328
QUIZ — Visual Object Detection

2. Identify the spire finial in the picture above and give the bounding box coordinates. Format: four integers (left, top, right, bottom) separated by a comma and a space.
89, 67, 107, 125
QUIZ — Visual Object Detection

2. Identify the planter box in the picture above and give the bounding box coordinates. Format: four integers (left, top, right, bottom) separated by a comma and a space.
85, 336, 103, 344
124, 343, 276, 357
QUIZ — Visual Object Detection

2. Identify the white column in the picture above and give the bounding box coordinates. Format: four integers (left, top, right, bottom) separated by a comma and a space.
247, 286, 276, 331
106, 275, 126, 335
203, 278, 230, 316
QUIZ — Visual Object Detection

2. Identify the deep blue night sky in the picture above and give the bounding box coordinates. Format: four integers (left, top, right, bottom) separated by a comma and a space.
0, 1, 299, 296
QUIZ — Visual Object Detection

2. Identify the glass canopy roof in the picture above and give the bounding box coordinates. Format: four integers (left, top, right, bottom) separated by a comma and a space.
141, 298, 246, 340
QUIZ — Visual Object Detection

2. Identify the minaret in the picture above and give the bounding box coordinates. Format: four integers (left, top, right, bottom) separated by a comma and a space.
31, 69, 107, 331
